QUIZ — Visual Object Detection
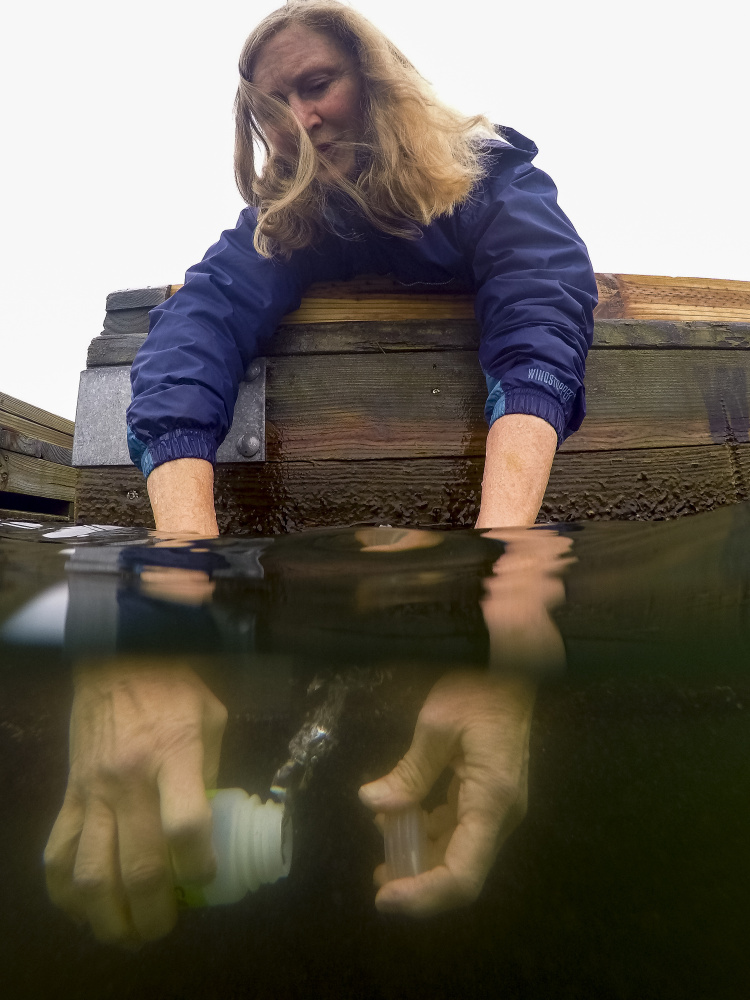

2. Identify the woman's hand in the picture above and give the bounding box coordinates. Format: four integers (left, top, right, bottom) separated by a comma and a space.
359, 671, 535, 917
44, 661, 227, 946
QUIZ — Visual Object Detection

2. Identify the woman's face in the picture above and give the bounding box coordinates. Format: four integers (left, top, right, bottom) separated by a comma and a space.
252, 23, 364, 179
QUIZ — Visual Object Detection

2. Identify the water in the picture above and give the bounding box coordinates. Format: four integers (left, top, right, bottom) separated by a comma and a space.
0, 511, 748, 999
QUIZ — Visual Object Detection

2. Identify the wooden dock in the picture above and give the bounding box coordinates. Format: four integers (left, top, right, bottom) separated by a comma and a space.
75, 273, 750, 531
0, 393, 76, 521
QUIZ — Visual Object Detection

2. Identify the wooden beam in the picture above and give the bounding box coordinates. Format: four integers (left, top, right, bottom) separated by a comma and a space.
0, 506, 70, 523
103, 307, 153, 335
84, 320, 750, 369
0, 391, 74, 438
74, 442, 744, 533
0, 410, 73, 450
0, 425, 72, 466
0, 450, 77, 501
261, 349, 750, 461
106, 287, 170, 311
595, 273, 750, 322
158, 272, 750, 324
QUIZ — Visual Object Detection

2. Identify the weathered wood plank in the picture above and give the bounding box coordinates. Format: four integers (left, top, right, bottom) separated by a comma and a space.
0, 411, 73, 450
84, 319, 750, 369
106, 287, 170, 311
74, 443, 743, 533
87, 334, 148, 367
594, 273, 750, 322
543, 443, 742, 521
0, 392, 74, 437
0, 506, 70, 524
166, 272, 750, 322
262, 349, 750, 460
0, 426, 73, 466
265, 351, 486, 460
280, 296, 477, 324
80, 345, 750, 458
103, 307, 153, 335
590, 320, 750, 350
0, 451, 78, 501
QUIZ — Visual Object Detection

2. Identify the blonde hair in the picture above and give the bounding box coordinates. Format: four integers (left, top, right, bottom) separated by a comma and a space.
234, 0, 495, 258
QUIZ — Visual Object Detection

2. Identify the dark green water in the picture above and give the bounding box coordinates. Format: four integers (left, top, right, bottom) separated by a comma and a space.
0, 510, 748, 999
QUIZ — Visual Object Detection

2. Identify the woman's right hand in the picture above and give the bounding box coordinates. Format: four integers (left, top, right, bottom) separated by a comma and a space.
44, 660, 227, 946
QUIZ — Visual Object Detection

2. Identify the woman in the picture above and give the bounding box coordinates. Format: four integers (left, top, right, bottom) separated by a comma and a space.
126, 0, 597, 537
44, 2, 591, 945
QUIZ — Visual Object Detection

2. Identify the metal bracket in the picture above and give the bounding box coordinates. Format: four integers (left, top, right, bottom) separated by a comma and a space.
73, 361, 266, 466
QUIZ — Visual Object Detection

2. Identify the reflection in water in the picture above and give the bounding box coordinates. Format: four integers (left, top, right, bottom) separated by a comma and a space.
0, 513, 748, 998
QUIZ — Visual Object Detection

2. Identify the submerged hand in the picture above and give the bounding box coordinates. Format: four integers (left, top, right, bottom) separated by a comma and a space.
44, 661, 227, 946
359, 670, 535, 917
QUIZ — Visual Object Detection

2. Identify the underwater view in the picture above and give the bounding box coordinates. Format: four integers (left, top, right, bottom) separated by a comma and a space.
0, 510, 748, 999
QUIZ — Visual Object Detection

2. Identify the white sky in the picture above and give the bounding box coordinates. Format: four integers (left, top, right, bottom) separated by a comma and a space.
1, 0, 748, 421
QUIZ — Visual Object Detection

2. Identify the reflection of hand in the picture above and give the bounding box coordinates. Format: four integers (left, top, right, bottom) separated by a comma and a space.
44, 661, 227, 946
481, 529, 574, 674
359, 671, 535, 917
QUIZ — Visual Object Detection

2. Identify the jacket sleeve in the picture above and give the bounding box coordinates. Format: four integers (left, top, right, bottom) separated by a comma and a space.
466, 137, 597, 447
126, 208, 318, 477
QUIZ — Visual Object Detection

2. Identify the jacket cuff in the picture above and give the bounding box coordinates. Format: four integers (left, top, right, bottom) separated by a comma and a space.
485, 385, 566, 448
127, 426, 217, 478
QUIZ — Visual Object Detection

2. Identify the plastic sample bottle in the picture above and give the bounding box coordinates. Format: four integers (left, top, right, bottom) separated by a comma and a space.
383, 805, 428, 881
176, 788, 292, 908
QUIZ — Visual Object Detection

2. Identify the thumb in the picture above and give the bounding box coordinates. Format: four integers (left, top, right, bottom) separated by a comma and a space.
359, 715, 457, 812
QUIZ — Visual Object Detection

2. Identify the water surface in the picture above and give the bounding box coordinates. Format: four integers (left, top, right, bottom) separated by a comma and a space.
0, 511, 748, 999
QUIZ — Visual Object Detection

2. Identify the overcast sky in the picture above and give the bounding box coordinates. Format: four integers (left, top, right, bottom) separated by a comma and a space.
2, 0, 747, 421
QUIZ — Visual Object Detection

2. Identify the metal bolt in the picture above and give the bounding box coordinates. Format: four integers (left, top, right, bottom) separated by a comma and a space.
237, 434, 261, 459
246, 360, 263, 382
126, 489, 140, 501
432, 388, 440, 395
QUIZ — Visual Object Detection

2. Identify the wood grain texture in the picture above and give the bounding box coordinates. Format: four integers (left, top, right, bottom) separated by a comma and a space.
280, 296, 477, 324
0, 426, 73, 466
103, 307, 153, 335
0, 392, 74, 437
0, 506, 70, 523
106, 287, 170, 311
0, 450, 78, 501
590, 320, 750, 350
265, 351, 486, 460
594, 274, 750, 322
83, 320, 750, 369
261, 349, 750, 460
0, 410, 74, 450
75, 443, 743, 533
166, 272, 750, 322
87, 333, 148, 367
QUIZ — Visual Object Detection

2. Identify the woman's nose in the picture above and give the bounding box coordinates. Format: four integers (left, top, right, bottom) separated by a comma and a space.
288, 96, 322, 133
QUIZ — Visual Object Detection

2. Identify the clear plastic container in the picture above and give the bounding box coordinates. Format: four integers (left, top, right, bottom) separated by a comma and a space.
383, 805, 428, 881
176, 788, 292, 907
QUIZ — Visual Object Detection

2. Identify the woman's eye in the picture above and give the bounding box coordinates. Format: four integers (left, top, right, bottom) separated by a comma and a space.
305, 79, 329, 96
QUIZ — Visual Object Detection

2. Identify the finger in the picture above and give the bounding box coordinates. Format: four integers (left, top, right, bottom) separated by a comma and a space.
359, 716, 458, 812
44, 793, 86, 920
201, 698, 228, 790
374, 865, 481, 918
116, 785, 176, 942
157, 747, 216, 885
73, 799, 136, 944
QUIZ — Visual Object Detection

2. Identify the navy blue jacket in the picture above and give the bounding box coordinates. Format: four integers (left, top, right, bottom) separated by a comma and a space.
127, 129, 597, 477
